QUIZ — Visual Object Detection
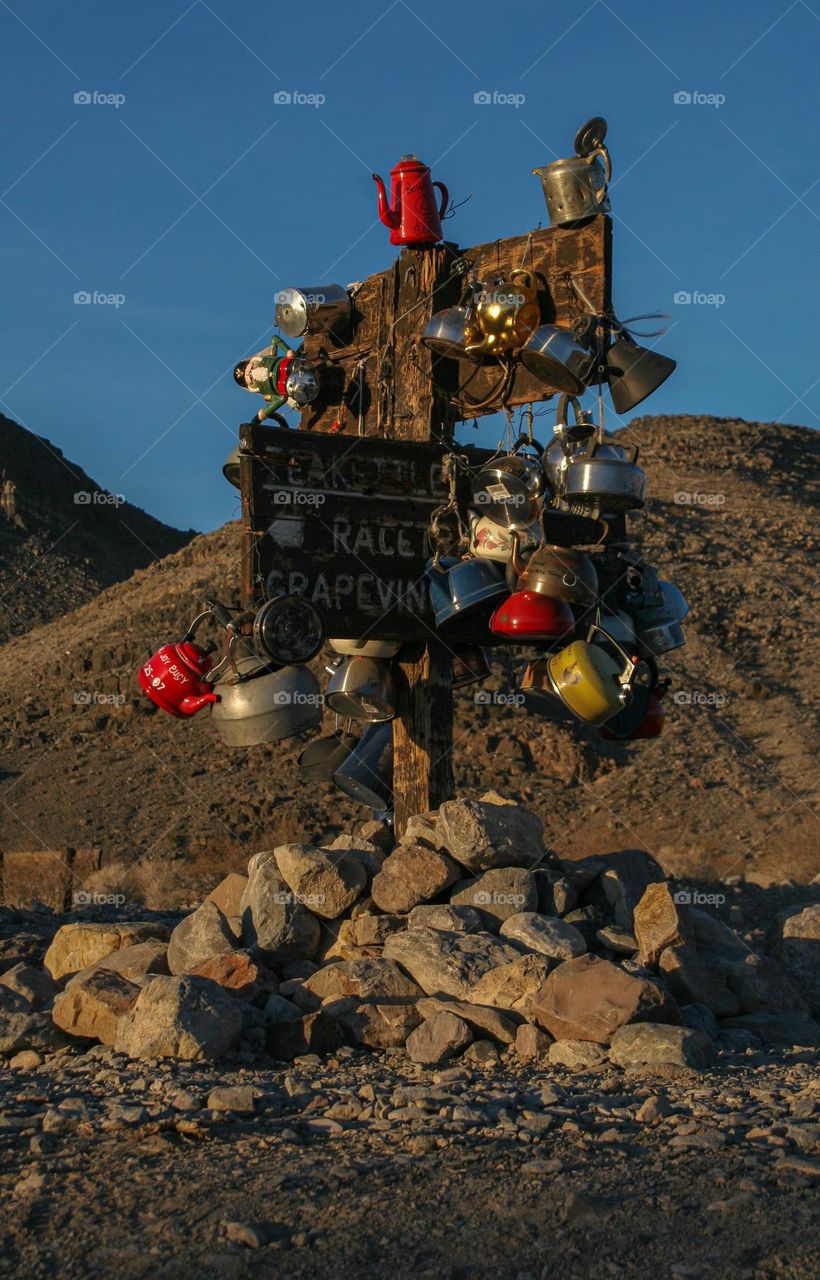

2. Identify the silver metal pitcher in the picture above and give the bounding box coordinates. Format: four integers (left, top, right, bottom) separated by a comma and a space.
533, 117, 611, 227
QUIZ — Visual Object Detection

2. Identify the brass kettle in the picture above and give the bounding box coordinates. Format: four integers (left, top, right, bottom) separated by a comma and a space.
510, 531, 598, 606
463, 269, 542, 356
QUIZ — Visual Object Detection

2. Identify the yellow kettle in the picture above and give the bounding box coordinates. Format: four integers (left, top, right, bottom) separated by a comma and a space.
547, 623, 638, 725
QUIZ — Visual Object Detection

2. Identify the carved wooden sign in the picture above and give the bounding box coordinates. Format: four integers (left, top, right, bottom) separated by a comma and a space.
239, 421, 493, 639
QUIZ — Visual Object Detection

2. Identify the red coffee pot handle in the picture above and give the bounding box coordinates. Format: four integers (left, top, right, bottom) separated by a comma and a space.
433, 181, 449, 218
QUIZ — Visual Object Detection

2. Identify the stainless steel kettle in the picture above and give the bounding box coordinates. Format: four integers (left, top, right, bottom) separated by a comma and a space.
563, 432, 647, 511
210, 658, 323, 747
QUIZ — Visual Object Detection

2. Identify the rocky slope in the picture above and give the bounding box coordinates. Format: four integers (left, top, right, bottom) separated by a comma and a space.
0, 413, 195, 644
0, 415, 817, 886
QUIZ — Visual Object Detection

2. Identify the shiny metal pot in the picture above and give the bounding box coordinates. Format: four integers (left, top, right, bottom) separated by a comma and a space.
333, 721, 394, 810
254, 595, 325, 665
211, 658, 322, 747
422, 306, 474, 360
471, 446, 546, 530
325, 657, 396, 722
275, 284, 351, 339
520, 326, 595, 394
511, 535, 598, 607
297, 731, 358, 782
563, 435, 647, 511
542, 395, 597, 496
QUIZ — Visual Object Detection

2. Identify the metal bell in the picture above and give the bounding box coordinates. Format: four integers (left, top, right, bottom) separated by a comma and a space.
606, 334, 677, 413
325, 657, 397, 722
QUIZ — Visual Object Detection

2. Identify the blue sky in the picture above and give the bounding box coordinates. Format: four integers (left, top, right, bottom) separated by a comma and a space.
1, 0, 817, 532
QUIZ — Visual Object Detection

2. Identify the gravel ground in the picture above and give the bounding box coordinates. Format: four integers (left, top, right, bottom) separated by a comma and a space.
1, 1045, 818, 1280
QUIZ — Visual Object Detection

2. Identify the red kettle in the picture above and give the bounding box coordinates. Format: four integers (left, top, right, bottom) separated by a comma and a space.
490, 591, 575, 642
138, 640, 217, 718
372, 154, 449, 247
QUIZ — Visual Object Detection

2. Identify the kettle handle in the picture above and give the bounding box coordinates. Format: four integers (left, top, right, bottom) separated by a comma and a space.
585, 145, 611, 202
433, 181, 449, 218
509, 530, 528, 579
587, 621, 638, 693
509, 268, 535, 290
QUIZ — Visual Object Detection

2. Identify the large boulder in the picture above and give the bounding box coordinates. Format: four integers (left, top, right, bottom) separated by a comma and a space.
52, 970, 141, 1045
499, 913, 586, 961
531, 953, 678, 1044
325, 835, 386, 887
585, 851, 666, 929
43, 922, 170, 981
436, 796, 544, 873
240, 853, 321, 965
114, 975, 243, 1061
406, 1010, 472, 1065
65, 940, 169, 987
301, 959, 422, 1008
769, 904, 820, 1015
348, 914, 406, 946
407, 905, 483, 934
609, 1023, 715, 1069
383, 928, 521, 999
326, 998, 421, 1050
633, 883, 691, 967
723, 953, 808, 1015
370, 843, 460, 914
415, 997, 520, 1044
659, 945, 739, 1018
166, 901, 237, 976
720, 1012, 820, 1048
450, 868, 538, 930
467, 953, 554, 1012
206, 873, 248, 918
265, 1010, 343, 1061
188, 952, 265, 1002
0, 963, 56, 1011
274, 844, 366, 920
1, 1011, 69, 1056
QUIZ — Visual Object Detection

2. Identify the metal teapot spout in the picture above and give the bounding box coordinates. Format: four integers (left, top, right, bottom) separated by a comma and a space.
372, 172, 400, 229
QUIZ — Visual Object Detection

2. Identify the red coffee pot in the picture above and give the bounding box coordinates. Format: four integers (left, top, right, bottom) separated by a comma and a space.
372, 154, 449, 247
138, 640, 218, 719
490, 591, 575, 642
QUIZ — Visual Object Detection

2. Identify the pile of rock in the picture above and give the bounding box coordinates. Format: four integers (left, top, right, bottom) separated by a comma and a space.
2, 793, 819, 1071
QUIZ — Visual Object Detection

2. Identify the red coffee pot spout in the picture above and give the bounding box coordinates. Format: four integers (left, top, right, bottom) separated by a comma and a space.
372, 171, 400, 229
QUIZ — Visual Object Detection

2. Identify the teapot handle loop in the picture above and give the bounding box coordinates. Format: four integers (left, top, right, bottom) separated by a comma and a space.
433, 181, 449, 218
586, 145, 611, 202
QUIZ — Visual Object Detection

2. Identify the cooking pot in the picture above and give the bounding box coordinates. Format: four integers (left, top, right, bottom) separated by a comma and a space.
422, 306, 474, 360
138, 640, 217, 719
594, 609, 637, 650
635, 618, 686, 656
253, 595, 325, 665
546, 623, 638, 725
275, 284, 351, 340
520, 326, 595, 394
463, 269, 542, 357
563, 433, 647, 511
210, 658, 322, 746
325, 656, 396, 722
330, 637, 401, 658
333, 721, 394, 810
297, 730, 359, 782
490, 590, 575, 642
542, 395, 597, 496
518, 659, 576, 723
599, 688, 666, 740
471, 439, 546, 530
426, 558, 507, 629
452, 645, 491, 689
468, 511, 541, 563
511, 533, 598, 607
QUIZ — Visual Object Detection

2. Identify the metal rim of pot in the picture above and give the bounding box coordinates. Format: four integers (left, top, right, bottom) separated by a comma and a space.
253, 595, 326, 666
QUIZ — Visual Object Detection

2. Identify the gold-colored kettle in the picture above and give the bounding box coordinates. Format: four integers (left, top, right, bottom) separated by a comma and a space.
463, 268, 542, 356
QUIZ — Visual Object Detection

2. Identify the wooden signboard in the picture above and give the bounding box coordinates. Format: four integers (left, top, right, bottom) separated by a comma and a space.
238, 420, 493, 639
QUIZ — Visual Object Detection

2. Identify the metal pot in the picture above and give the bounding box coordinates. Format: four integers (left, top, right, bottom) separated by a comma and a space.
333, 721, 393, 810
452, 645, 491, 689
422, 306, 474, 360
490, 590, 575, 642
275, 284, 351, 340
511, 534, 598, 607
518, 659, 576, 723
471, 441, 546, 530
210, 658, 322, 746
426, 558, 507, 629
325, 657, 396, 722
253, 596, 325, 665
463, 269, 542, 357
330, 638, 401, 658
563, 434, 647, 510
297, 730, 358, 782
542, 395, 597, 496
520, 326, 595, 394
635, 618, 686, 656
533, 118, 611, 226
546, 623, 638, 726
